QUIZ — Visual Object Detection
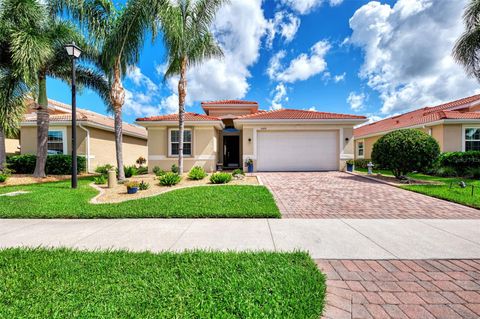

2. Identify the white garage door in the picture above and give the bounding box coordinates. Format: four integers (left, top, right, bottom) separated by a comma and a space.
257, 130, 339, 171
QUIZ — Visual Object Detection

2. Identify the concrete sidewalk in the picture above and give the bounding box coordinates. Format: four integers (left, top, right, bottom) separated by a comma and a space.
0, 219, 479, 259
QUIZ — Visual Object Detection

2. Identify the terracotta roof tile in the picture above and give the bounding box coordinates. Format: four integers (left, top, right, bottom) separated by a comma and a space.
23, 99, 147, 138
201, 100, 258, 105
355, 94, 480, 137
136, 112, 221, 122
236, 108, 366, 120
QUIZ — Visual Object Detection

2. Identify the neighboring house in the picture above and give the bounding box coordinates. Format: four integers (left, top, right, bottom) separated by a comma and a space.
20, 99, 147, 172
136, 100, 366, 172
5, 136, 20, 155
354, 94, 480, 159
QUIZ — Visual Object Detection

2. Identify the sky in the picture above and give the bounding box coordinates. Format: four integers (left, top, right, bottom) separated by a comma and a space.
47, 0, 480, 125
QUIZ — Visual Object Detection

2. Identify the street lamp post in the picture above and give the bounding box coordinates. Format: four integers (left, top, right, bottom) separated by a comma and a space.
65, 42, 82, 189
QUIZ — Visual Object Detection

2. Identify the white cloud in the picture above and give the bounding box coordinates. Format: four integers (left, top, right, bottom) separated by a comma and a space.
159, 0, 268, 107
347, 92, 367, 111
266, 11, 301, 48
349, 0, 480, 115
268, 40, 331, 83
308, 106, 317, 111
126, 66, 158, 93
281, 0, 343, 15
271, 83, 288, 110
124, 89, 161, 117
334, 72, 346, 83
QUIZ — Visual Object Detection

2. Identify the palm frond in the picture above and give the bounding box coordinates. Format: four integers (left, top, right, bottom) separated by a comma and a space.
0, 69, 28, 135
453, 27, 480, 79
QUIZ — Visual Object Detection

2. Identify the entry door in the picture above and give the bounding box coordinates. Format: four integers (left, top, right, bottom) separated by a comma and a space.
256, 130, 339, 171
223, 136, 240, 167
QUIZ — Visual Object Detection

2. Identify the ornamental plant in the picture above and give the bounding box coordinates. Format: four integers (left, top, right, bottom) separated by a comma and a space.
371, 129, 440, 179
188, 166, 207, 180
159, 172, 181, 186
210, 172, 232, 184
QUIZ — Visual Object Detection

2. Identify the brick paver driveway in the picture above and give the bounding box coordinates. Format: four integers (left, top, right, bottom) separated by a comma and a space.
318, 259, 480, 319
259, 172, 480, 219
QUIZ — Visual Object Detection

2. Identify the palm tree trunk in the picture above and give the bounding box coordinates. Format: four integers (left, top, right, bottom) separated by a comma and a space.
178, 57, 188, 175
0, 125, 6, 171
110, 60, 125, 181
33, 73, 49, 178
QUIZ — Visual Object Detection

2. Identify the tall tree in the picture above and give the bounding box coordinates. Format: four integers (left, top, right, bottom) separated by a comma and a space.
0, 0, 110, 177
453, 0, 480, 80
92, 0, 154, 181
157, 0, 226, 174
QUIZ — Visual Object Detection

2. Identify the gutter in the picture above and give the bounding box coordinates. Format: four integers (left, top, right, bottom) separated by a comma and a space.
78, 123, 91, 173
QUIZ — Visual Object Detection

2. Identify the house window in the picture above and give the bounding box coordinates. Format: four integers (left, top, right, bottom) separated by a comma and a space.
170, 129, 192, 156
465, 128, 480, 151
47, 130, 65, 155
357, 141, 364, 157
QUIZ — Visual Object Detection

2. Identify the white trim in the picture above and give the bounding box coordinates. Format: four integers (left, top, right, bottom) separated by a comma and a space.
136, 120, 224, 130
339, 128, 344, 159
168, 128, 193, 157
235, 118, 367, 128
148, 155, 215, 161
196, 155, 216, 160
462, 124, 480, 152
340, 154, 354, 160
47, 127, 67, 155
356, 139, 365, 159
149, 155, 166, 160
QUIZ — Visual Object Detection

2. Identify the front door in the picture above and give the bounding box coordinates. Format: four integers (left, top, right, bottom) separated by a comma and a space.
223, 136, 240, 168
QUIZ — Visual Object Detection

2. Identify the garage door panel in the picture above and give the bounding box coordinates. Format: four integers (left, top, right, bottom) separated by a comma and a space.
257, 131, 338, 171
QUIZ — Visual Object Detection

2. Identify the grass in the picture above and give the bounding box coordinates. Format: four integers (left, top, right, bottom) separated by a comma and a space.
0, 177, 280, 218
0, 248, 326, 318
355, 168, 480, 209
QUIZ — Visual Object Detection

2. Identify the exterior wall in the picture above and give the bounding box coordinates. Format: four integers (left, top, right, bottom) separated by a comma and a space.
88, 127, 147, 170
240, 124, 354, 172
20, 125, 147, 172
6, 138, 20, 155
356, 123, 466, 158
147, 125, 219, 172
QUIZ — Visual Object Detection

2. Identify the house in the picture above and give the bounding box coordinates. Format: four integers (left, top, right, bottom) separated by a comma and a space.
5, 136, 20, 155
354, 94, 480, 159
136, 100, 367, 172
19, 99, 147, 172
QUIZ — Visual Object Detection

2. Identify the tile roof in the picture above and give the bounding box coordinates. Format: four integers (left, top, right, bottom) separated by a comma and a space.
355, 94, 480, 137
236, 108, 367, 120
201, 100, 258, 105
136, 112, 222, 122
24, 99, 147, 138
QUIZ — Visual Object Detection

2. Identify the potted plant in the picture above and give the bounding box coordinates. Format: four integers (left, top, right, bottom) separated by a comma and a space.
125, 181, 140, 194
245, 158, 254, 173
346, 160, 354, 172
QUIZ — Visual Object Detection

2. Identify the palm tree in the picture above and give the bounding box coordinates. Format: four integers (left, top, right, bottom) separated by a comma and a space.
453, 0, 480, 80
156, 0, 227, 175
92, 0, 155, 181
0, 0, 110, 177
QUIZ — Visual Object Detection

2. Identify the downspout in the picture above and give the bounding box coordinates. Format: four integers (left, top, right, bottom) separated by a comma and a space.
78, 123, 91, 173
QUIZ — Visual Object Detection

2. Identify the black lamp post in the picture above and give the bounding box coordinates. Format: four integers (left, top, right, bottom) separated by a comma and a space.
65, 42, 82, 189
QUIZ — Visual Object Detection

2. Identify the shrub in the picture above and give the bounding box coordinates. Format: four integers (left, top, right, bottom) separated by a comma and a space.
136, 156, 146, 166
136, 166, 148, 175
0, 174, 8, 183
171, 164, 179, 174
438, 151, 480, 176
153, 166, 166, 176
139, 180, 150, 190
210, 172, 232, 184
465, 167, 480, 179
232, 168, 244, 176
93, 175, 107, 185
124, 165, 138, 178
95, 164, 114, 176
7, 155, 86, 174
434, 166, 457, 177
188, 166, 207, 180
353, 159, 372, 169
372, 129, 440, 179
159, 172, 181, 186
125, 181, 140, 189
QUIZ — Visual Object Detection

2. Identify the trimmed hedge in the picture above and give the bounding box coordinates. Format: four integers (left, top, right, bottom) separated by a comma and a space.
438, 151, 480, 176
7, 155, 86, 174
372, 129, 440, 178
353, 159, 372, 169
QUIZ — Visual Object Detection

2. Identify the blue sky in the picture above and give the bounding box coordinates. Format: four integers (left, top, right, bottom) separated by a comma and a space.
47, 0, 479, 124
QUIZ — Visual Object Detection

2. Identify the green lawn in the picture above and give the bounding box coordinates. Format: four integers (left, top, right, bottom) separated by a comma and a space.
0, 178, 280, 218
355, 168, 480, 209
0, 248, 326, 318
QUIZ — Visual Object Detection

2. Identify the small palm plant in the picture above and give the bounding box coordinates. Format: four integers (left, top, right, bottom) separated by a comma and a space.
156, 0, 228, 175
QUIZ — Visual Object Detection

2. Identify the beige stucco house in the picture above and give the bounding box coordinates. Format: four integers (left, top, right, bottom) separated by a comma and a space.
354, 95, 480, 159
19, 99, 147, 172
136, 100, 367, 172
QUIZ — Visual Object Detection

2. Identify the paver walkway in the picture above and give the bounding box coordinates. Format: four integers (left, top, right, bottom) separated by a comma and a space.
259, 172, 480, 219
317, 259, 480, 319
